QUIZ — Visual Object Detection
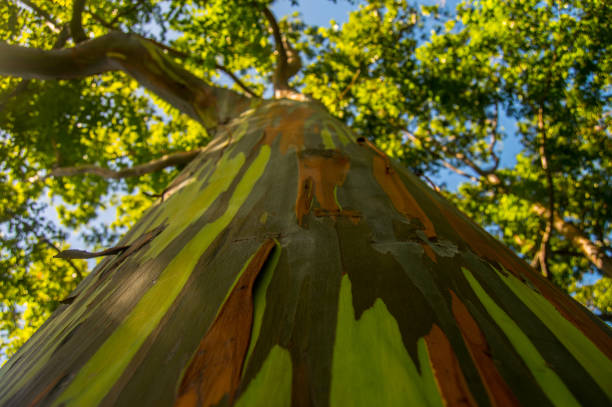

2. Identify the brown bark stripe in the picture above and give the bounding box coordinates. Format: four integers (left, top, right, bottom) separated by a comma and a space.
174, 239, 277, 407
437, 202, 612, 360
425, 324, 477, 407
372, 155, 436, 238
261, 104, 312, 153
295, 149, 351, 225
450, 291, 520, 407
423, 244, 437, 262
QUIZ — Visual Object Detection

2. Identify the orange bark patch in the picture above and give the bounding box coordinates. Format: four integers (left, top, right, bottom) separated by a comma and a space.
450, 291, 520, 407
27, 373, 66, 407
372, 155, 436, 238
437, 202, 612, 360
174, 239, 276, 407
425, 324, 477, 407
296, 150, 352, 225
261, 104, 313, 153
423, 244, 437, 263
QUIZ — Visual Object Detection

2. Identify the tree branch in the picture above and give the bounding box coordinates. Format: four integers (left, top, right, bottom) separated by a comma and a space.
403, 130, 479, 183
214, 64, 260, 98
338, 68, 361, 102
86, 8, 115, 30
259, 6, 302, 98
531, 203, 612, 278
420, 128, 499, 181
0, 32, 251, 129
486, 103, 501, 172
0, 24, 70, 112
143, 37, 260, 98
597, 312, 612, 322
38, 150, 202, 181
261, 6, 287, 69
70, 0, 88, 43
532, 105, 555, 279
39, 237, 83, 279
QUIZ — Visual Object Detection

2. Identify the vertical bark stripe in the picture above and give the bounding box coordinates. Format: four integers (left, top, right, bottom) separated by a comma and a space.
174, 239, 277, 407
372, 155, 436, 238
234, 346, 292, 407
295, 150, 350, 225
51, 146, 271, 407
437, 202, 612, 360
491, 265, 612, 400
331, 274, 445, 406
450, 291, 520, 407
425, 324, 477, 407
461, 268, 581, 407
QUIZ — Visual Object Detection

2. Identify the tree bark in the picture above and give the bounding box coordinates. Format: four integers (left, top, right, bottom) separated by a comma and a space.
0, 99, 610, 406
0, 33, 251, 129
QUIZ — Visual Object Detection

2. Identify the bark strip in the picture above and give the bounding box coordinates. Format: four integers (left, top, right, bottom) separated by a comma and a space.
174, 239, 277, 407
450, 291, 521, 407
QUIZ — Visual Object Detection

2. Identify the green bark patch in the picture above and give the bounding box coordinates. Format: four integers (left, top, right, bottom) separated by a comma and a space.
330, 274, 444, 407
462, 267, 581, 407
52, 146, 270, 406
492, 265, 612, 401
235, 345, 292, 407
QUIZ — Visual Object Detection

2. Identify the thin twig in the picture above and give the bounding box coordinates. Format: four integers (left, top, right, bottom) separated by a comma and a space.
338, 69, 361, 101
34, 149, 202, 182
403, 130, 480, 183
487, 103, 500, 171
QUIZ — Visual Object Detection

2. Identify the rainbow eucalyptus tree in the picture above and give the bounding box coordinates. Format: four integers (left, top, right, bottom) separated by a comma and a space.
0, 0, 611, 406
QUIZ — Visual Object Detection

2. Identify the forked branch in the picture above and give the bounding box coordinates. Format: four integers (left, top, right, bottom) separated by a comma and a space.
260, 6, 302, 98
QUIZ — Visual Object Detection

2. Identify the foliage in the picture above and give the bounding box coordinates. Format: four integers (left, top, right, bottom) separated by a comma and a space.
0, 0, 610, 358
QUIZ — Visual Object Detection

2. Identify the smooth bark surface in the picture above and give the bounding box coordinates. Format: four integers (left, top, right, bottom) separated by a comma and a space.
0, 33, 251, 129
0, 99, 610, 406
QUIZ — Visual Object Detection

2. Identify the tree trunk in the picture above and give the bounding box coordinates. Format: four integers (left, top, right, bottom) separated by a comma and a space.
0, 99, 610, 407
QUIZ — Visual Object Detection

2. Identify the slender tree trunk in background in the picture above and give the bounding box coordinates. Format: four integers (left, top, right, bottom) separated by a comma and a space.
0, 99, 610, 406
